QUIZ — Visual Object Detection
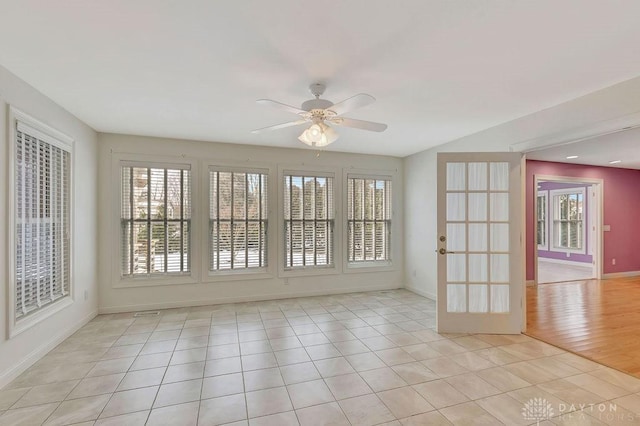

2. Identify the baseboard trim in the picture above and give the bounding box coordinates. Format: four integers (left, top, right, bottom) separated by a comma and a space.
602, 271, 640, 279
538, 257, 593, 267
0, 309, 98, 389
405, 284, 436, 301
99, 284, 402, 314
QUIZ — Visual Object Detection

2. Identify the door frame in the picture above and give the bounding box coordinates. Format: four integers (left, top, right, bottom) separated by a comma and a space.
510, 122, 617, 333
533, 174, 604, 284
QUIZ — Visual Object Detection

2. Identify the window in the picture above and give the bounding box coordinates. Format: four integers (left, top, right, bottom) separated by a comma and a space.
553, 190, 584, 250
209, 168, 268, 272
121, 164, 191, 276
347, 176, 392, 263
14, 120, 71, 321
537, 192, 547, 250
284, 174, 334, 268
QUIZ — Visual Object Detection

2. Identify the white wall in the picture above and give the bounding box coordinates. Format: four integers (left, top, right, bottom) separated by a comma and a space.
0, 65, 98, 387
97, 133, 404, 313
404, 75, 640, 299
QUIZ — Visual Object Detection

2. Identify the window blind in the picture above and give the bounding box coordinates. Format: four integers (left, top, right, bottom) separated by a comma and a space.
15, 127, 70, 319
537, 194, 547, 248
554, 192, 583, 249
121, 164, 191, 276
347, 177, 391, 262
209, 169, 268, 271
284, 174, 334, 268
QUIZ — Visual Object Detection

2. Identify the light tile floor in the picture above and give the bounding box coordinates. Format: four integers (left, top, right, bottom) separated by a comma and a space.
2, 290, 640, 425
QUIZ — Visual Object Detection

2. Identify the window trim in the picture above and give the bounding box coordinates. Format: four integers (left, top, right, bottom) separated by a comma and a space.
8, 106, 75, 338
277, 165, 341, 278
204, 163, 275, 282
536, 191, 548, 251
550, 187, 587, 255
111, 153, 199, 288
342, 169, 396, 273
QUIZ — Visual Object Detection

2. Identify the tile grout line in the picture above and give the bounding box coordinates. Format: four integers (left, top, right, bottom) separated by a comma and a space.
140, 315, 188, 425
192, 313, 214, 426
271, 304, 300, 425
237, 309, 251, 425
293, 303, 352, 425
99, 318, 155, 424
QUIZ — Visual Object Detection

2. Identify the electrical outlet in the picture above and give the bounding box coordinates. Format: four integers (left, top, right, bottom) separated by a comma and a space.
284, 278, 289, 286
412, 270, 417, 278
84, 290, 88, 301
612, 258, 616, 265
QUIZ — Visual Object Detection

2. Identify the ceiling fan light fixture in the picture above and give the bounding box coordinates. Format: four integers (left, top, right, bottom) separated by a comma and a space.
308, 123, 323, 142
298, 122, 338, 147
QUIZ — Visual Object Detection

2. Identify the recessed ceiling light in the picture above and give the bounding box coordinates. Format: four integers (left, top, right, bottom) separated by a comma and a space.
609, 160, 622, 164
566, 155, 578, 159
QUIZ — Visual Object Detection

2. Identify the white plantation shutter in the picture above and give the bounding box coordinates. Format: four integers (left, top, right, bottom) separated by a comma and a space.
15, 122, 71, 320
552, 190, 584, 251
536, 193, 547, 249
121, 163, 191, 276
284, 173, 334, 268
347, 176, 392, 263
209, 168, 268, 271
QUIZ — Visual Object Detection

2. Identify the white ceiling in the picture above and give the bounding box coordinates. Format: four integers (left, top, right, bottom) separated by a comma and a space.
527, 126, 640, 170
2, 1, 640, 157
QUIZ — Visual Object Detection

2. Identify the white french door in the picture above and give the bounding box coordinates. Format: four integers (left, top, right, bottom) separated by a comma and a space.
437, 153, 523, 334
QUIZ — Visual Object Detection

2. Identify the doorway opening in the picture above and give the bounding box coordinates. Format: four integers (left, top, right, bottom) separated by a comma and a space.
533, 175, 603, 284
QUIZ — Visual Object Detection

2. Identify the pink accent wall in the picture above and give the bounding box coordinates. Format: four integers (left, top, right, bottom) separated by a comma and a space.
526, 160, 640, 281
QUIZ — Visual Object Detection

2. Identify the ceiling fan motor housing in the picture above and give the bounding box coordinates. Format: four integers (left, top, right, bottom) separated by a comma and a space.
301, 83, 334, 111
301, 98, 333, 112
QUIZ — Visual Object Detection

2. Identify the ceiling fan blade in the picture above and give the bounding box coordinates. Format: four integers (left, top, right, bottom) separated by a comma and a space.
332, 117, 387, 132
327, 94, 375, 116
251, 119, 308, 134
256, 99, 307, 115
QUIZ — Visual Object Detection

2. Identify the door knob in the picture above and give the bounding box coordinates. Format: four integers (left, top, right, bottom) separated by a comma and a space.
436, 248, 456, 255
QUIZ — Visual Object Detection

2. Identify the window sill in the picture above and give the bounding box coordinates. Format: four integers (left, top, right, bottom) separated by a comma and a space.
113, 274, 197, 289
550, 247, 587, 255
279, 265, 339, 278
345, 261, 394, 274
206, 269, 273, 282
10, 296, 74, 339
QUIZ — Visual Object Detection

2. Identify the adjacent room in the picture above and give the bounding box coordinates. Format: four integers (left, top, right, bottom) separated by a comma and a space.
1, 2, 640, 425
535, 178, 597, 284
525, 133, 640, 379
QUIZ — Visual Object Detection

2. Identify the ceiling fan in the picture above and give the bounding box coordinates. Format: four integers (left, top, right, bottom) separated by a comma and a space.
252, 83, 387, 147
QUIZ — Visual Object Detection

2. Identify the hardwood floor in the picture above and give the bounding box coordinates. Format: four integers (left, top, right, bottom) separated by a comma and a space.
526, 276, 640, 378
